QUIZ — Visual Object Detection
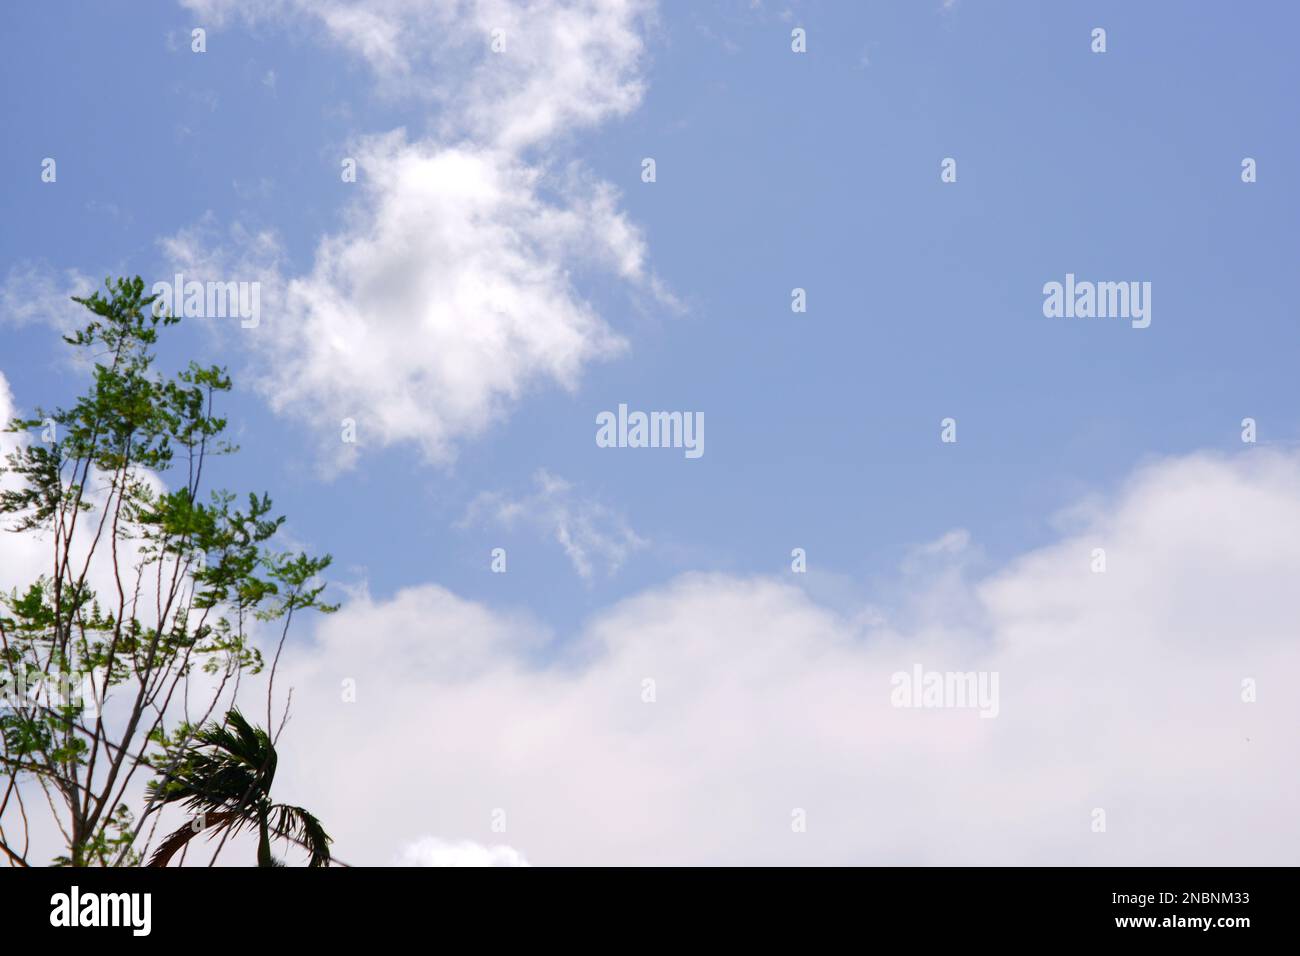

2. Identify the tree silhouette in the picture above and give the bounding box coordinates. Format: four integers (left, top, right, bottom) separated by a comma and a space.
145, 709, 331, 867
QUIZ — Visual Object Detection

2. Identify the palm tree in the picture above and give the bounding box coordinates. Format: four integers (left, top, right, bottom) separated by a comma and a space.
145, 709, 332, 867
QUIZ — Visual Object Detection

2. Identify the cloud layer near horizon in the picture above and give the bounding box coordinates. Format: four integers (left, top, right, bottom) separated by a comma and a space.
264, 446, 1300, 865
3, 368, 1297, 864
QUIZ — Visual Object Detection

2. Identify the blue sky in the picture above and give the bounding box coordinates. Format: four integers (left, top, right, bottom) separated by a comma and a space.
3, 1, 1299, 865
4, 1, 1298, 629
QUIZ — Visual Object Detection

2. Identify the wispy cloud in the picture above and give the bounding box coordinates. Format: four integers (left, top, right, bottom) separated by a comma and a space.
0, 261, 97, 332
462, 469, 647, 580
397, 837, 530, 867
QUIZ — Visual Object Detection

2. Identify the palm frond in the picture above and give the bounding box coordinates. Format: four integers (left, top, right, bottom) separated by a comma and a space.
146, 709, 277, 815
145, 709, 330, 867
146, 811, 236, 867
271, 804, 333, 867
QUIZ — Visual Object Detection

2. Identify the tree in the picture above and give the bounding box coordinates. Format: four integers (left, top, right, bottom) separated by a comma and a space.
0, 276, 336, 866
145, 709, 331, 867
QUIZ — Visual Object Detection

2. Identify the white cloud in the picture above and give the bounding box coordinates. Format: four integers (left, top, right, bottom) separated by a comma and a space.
0, 370, 41, 591
6, 401, 1298, 864
180, 0, 653, 147
263, 449, 1300, 865
462, 469, 647, 579
259, 136, 639, 467
165, 0, 664, 467
445, 0, 652, 152
0, 262, 97, 332
397, 837, 530, 866
0, 370, 15, 436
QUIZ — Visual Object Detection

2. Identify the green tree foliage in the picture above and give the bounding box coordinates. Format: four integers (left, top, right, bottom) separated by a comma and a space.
0, 277, 335, 866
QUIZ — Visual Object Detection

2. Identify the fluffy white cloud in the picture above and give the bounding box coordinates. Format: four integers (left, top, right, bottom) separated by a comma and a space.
0, 370, 44, 591
263, 136, 640, 466
0, 370, 13, 426
397, 837, 530, 867
263, 449, 1300, 865
462, 469, 647, 579
164, 0, 663, 466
